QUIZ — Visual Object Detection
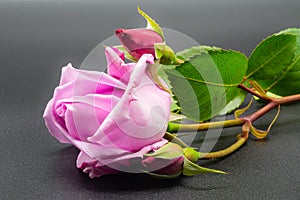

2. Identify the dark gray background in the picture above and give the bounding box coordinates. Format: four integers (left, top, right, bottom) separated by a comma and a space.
1, 0, 300, 199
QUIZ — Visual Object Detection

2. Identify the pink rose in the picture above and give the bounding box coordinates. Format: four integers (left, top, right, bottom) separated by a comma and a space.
115, 28, 164, 60
43, 47, 171, 178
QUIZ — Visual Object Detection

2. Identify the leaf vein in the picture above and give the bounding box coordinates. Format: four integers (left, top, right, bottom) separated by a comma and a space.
246, 39, 295, 78
266, 55, 300, 91
168, 71, 239, 87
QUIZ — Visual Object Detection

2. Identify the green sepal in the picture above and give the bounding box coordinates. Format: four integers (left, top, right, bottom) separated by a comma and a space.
164, 132, 188, 148
183, 147, 200, 163
155, 43, 184, 65
182, 157, 227, 176
137, 7, 164, 40
144, 142, 183, 159
113, 45, 137, 62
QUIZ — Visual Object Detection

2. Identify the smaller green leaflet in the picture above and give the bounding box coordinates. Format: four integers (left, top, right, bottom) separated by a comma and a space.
246, 28, 300, 96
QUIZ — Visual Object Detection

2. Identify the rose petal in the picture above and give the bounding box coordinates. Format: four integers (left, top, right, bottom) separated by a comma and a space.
43, 64, 127, 143
88, 54, 170, 151
106, 47, 136, 83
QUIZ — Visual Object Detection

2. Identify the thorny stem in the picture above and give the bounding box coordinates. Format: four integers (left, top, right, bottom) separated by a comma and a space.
167, 84, 300, 159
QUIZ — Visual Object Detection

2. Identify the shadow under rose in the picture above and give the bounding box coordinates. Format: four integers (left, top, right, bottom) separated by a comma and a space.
50, 145, 233, 193
51, 145, 182, 192
77, 171, 183, 192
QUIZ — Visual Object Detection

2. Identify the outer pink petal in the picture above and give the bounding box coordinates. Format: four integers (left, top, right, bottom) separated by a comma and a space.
57, 94, 119, 142
76, 151, 119, 178
106, 46, 136, 83
54, 64, 126, 100
75, 138, 168, 178
88, 54, 171, 151
43, 64, 126, 144
44, 99, 70, 143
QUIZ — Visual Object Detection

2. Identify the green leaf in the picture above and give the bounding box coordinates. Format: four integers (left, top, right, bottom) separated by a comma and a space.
267, 54, 300, 96
137, 7, 164, 40
144, 142, 183, 159
279, 28, 300, 55
158, 64, 181, 112
176, 46, 212, 60
166, 46, 248, 121
182, 157, 226, 176
147, 61, 170, 93
217, 91, 247, 116
246, 30, 300, 96
158, 64, 173, 87
247, 33, 296, 79
170, 99, 181, 112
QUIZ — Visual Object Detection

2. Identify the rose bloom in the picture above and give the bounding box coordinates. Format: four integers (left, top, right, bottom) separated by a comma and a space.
43, 47, 171, 178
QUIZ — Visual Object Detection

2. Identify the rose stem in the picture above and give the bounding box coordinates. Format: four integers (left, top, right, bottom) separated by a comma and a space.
168, 89, 300, 133
237, 83, 272, 102
200, 134, 248, 159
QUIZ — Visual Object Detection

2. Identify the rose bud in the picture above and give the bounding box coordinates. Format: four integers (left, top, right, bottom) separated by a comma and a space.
141, 142, 184, 178
142, 156, 184, 176
155, 157, 184, 176
115, 28, 164, 60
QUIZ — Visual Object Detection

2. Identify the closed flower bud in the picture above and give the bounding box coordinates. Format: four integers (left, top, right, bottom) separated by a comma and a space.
115, 28, 164, 60
142, 156, 184, 176
155, 157, 184, 175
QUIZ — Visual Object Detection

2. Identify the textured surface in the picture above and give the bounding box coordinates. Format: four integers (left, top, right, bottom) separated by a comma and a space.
1, 1, 300, 199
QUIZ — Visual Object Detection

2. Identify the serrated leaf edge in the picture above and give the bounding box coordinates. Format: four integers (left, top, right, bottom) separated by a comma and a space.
246, 33, 297, 79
